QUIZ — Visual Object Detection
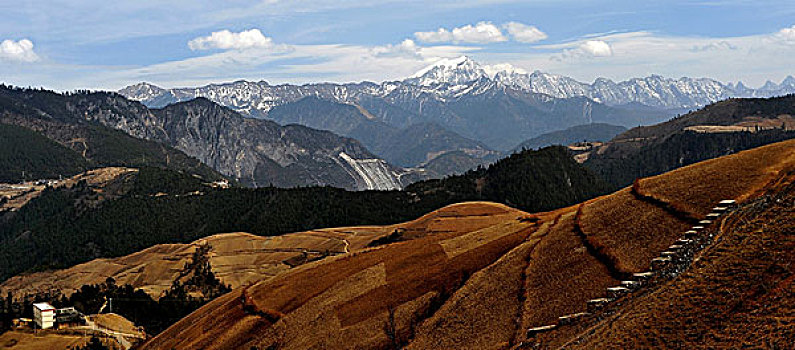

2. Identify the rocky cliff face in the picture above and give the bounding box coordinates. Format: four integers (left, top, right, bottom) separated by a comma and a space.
0, 86, 408, 190
0, 86, 225, 181
84, 97, 408, 190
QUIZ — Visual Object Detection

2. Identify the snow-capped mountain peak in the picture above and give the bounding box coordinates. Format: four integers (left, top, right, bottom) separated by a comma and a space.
760, 80, 779, 91
119, 57, 795, 117
118, 82, 166, 101
410, 56, 471, 78
781, 75, 795, 88
406, 56, 487, 86
483, 63, 528, 78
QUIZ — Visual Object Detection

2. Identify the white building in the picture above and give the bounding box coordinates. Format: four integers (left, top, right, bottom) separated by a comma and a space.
33, 302, 55, 329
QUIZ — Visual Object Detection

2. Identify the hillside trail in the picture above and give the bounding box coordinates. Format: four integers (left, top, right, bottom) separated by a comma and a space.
556, 178, 789, 349
77, 317, 145, 350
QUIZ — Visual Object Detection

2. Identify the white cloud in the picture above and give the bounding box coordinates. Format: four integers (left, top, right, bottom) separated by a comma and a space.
188, 29, 276, 51
551, 39, 613, 60
0, 39, 39, 62
415, 28, 454, 43
415, 22, 507, 44
776, 25, 795, 43
6, 24, 795, 91
579, 40, 613, 57
691, 40, 737, 52
371, 39, 422, 58
497, 29, 795, 86
503, 22, 547, 43
483, 63, 527, 77
76, 40, 478, 89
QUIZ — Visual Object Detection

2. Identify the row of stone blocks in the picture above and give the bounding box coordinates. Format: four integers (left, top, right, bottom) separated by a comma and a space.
526, 200, 737, 338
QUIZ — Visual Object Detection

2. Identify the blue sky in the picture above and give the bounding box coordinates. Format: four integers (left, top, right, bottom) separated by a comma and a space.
1, 0, 793, 90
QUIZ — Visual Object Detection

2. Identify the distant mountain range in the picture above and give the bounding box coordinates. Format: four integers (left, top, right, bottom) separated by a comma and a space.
120, 56, 794, 152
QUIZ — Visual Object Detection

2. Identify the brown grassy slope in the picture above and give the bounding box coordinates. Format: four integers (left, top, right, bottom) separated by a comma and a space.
578, 188, 692, 273
636, 138, 795, 217
562, 172, 795, 349
3, 202, 519, 300
243, 266, 442, 349
3, 232, 325, 298
140, 202, 535, 350
577, 139, 795, 275
406, 228, 543, 349
139, 288, 271, 350
0, 331, 89, 350
518, 211, 618, 331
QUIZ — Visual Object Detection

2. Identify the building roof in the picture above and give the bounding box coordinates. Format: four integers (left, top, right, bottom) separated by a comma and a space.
33, 302, 55, 311
56, 307, 84, 323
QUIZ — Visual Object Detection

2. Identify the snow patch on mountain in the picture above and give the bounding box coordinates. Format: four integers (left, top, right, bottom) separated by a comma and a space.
405, 56, 486, 87
120, 57, 795, 116
338, 152, 403, 190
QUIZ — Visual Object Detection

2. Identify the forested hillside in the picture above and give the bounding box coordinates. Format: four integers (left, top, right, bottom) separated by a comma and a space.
0, 123, 88, 182
586, 95, 795, 187
586, 129, 795, 187
512, 123, 626, 151
0, 147, 609, 281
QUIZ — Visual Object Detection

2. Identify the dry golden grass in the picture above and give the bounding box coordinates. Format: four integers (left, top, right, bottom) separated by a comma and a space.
130, 141, 795, 350
637, 139, 795, 217
246, 263, 393, 349
0, 331, 89, 350
139, 288, 269, 350
3, 202, 522, 301
560, 171, 795, 349
520, 211, 618, 330
578, 188, 692, 273
91, 313, 144, 337
142, 202, 536, 350
407, 235, 539, 350
1, 229, 380, 299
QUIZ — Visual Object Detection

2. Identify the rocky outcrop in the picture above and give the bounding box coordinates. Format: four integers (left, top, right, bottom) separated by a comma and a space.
83, 96, 407, 189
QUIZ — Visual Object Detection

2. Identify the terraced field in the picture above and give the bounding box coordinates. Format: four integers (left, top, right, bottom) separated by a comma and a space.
141, 202, 538, 349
